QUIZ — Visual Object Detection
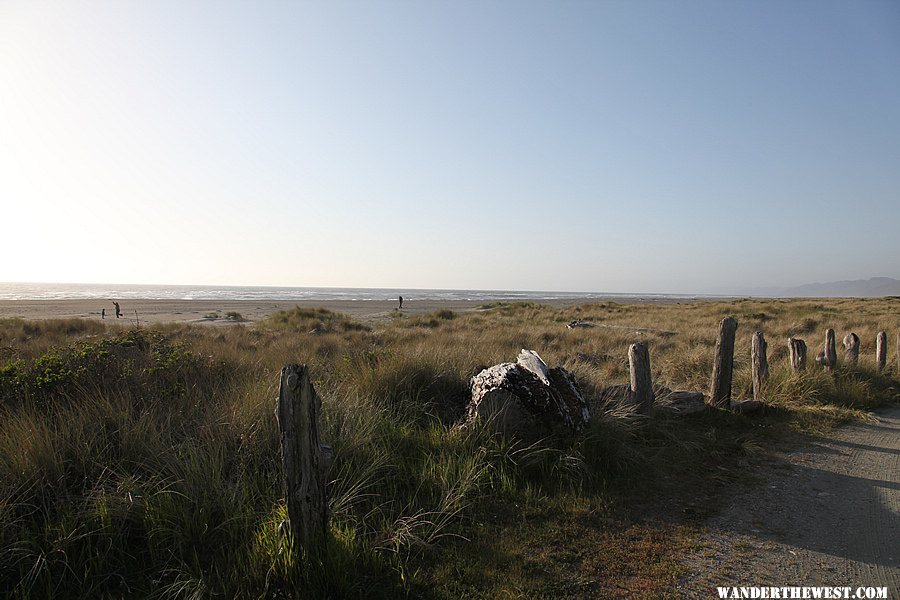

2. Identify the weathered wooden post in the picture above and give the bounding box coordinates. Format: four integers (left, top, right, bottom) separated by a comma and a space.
276, 364, 328, 561
842, 333, 860, 367
751, 331, 768, 403
709, 317, 738, 408
628, 342, 654, 415
823, 329, 837, 372
788, 337, 807, 371
875, 331, 887, 371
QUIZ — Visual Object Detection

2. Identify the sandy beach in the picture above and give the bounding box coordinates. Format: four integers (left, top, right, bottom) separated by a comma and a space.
0, 297, 598, 325
0, 295, 697, 325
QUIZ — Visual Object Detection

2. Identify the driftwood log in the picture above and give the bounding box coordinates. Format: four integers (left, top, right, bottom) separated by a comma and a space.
658, 390, 706, 414
709, 317, 738, 408
876, 331, 887, 371
628, 342, 653, 415
751, 331, 768, 403
788, 337, 807, 371
467, 350, 590, 434
566, 321, 677, 337
276, 364, 328, 560
730, 398, 763, 414
843, 333, 860, 367
600, 384, 705, 415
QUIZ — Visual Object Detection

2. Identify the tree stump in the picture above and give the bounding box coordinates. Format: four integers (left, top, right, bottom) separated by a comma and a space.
823, 329, 837, 372
842, 333, 860, 367
751, 331, 768, 403
788, 337, 807, 371
876, 331, 887, 371
709, 317, 738, 408
276, 364, 328, 561
467, 350, 590, 435
628, 342, 653, 415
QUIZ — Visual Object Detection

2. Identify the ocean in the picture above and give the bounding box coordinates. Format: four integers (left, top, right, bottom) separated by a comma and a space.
0, 282, 706, 302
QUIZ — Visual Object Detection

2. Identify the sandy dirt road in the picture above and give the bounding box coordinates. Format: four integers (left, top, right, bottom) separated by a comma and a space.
681, 407, 900, 597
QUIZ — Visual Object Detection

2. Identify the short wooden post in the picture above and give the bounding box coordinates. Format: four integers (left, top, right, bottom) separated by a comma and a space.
709, 317, 738, 408
628, 342, 654, 415
823, 329, 837, 372
276, 364, 328, 560
842, 333, 860, 367
751, 331, 768, 403
876, 331, 887, 371
788, 337, 807, 372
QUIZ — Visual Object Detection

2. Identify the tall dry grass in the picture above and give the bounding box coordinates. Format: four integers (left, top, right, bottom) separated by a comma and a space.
0, 300, 897, 597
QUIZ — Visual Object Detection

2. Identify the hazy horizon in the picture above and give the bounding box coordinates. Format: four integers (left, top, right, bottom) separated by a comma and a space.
3, 276, 900, 300
2, 1, 899, 294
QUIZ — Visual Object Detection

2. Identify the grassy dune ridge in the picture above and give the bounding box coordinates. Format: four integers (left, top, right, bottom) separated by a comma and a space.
0, 299, 897, 598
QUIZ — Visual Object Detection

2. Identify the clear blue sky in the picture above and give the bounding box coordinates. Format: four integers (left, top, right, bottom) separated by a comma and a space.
1, 0, 898, 294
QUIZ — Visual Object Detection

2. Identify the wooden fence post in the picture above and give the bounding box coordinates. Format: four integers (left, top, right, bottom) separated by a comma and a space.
823, 329, 837, 372
628, 342, 654, 415
842, 333, 859, 367
709, 317, 738, 408
788, 337, 807, 372
276, 364, 328, 561
751, 331, 768, 403
876, 331, 887, 371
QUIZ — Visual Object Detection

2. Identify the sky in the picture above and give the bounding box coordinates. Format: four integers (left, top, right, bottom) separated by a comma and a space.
1, 0, 898, 294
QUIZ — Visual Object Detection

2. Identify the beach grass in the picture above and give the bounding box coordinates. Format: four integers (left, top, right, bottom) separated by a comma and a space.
0, 298, 897, 598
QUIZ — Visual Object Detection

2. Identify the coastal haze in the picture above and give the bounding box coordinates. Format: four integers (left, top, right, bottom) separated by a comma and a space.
2, 2, 899, 293
0, 282, 710, 302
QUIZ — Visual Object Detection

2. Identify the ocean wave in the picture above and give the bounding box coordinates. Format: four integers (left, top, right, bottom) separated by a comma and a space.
0, 283, 709, 302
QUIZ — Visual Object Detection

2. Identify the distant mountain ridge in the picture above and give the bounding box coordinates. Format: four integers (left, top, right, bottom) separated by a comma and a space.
751, 277, 900, 298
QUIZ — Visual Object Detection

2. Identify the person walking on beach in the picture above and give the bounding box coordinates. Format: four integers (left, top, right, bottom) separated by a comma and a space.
398, 295, 403, 310
113, 302, 121, 319
101, 308, 105, 320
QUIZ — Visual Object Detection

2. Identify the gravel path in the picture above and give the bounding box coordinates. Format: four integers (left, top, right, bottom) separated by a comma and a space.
680, 407, 900, 597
